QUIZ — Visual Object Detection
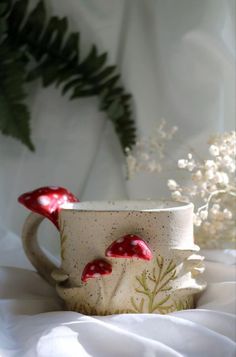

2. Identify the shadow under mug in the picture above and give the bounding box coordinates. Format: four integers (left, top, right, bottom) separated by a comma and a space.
21, 200, 206, 315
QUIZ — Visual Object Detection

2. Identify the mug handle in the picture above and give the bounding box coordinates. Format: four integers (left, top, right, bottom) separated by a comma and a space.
21, 212, 58, 286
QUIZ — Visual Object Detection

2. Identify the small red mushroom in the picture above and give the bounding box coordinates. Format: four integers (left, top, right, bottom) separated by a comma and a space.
81, 259, 112, 282
18, 186, 78, 229
105, 234, 152, 261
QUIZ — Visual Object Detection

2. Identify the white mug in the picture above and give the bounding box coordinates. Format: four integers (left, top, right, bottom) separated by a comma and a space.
21, 199, 206, 315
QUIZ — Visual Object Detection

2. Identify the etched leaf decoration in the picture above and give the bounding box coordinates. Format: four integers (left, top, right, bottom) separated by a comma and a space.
131, 255, 178, 313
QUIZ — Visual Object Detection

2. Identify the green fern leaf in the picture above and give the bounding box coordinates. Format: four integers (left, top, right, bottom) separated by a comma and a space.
0, 42, 34, 151
61, 32, 79, 61
20, 1, 46, 42
91, 65, 116, 83
4, 0, 136, 152
62, 77, 82, 95
7, 0, 29, 35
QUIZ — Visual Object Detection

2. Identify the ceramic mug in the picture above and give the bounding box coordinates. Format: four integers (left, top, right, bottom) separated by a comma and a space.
20, 194, 206, 315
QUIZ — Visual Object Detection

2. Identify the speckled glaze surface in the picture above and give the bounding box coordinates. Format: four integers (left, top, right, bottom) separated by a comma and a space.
49, 200, 206, 315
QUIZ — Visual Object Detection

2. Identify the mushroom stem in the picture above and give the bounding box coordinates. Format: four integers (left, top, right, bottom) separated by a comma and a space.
94, 278, 106, 314
107, 260, 128, 311
95, 280, 101, 307
101, 278, 107, 312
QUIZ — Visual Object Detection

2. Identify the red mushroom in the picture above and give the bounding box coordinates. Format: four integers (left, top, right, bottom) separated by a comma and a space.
105, 234, 152, 261
18, 186, 78, 229
81, 259, 112, 282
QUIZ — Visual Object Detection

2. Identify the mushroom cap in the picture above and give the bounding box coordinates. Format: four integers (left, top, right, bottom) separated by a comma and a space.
105, 234, 153, 261
81, 259, 112, 282
18, 186, 78, 229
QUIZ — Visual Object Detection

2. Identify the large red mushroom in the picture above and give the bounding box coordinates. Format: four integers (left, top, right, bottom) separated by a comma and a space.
105, 234, 153, 261
81, 259, 112, 282
18, 186, 78, 229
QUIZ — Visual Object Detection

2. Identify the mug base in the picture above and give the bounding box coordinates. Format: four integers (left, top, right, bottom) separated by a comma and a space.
63, 295, 195, 316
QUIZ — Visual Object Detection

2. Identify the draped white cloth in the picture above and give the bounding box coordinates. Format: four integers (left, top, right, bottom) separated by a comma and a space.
0, 0, 235, 356
0, 229, 236, 357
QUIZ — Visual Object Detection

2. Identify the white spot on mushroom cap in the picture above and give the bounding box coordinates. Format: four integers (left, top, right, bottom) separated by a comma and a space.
131, 241, 138, 246
99, 263, 104, 267
93, 273, 101, 278
24, 196, 31, 200
49, 186, 59, 190
118, 247, 123, 251
38, 196, 51, 206
90, 265, 95, 270
106, 251, 112, 256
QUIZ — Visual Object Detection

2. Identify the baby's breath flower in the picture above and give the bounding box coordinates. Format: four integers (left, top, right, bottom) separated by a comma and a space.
220, 172, 229, 185
167, 179, 178, 190
220, 144, 228, 155
212, 203, 220, 210
127, 125, 236, 248
205, 169, 214, 180
178, 159, 188, 168
193, 214, 202, 227
169, 131, 236, 247
209, 145, 219, 156
228, 162, 235, 173
208, 184, 217, 192
187, 161, 195, 171
223, 209, 232, 220
199, 210, 208, 220
125, 119, 178, 179
192, 170, 202, 181
171, 191, 182, 201
204, 160, 216, 169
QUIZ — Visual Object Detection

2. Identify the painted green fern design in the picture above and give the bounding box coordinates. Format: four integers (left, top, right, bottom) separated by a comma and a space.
62, 255, 194, 315
131, 255, 177, 313
68, 301, 134, 315
174, 297, 193, 311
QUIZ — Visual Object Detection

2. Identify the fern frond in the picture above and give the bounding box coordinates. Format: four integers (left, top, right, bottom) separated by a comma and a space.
5, 0, 136, 151
0, 41, 34, 150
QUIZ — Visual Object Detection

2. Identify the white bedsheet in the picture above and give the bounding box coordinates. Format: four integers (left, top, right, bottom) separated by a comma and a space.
0, 229, 235, 357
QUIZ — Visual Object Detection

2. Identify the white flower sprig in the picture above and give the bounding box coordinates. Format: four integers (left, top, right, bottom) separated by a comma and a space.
167, 131, 236, 247
126, 123, 236, 248
125, 119, 178, 179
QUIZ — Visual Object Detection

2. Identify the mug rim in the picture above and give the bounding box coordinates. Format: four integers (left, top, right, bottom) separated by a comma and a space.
60, 200, 193, 213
